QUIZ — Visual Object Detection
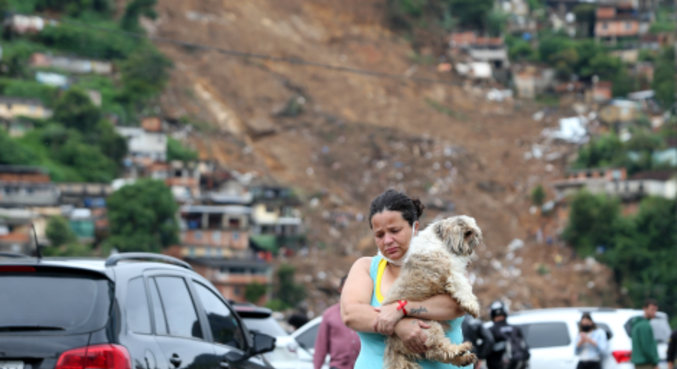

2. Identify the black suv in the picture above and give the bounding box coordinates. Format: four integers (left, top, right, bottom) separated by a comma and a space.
0, 252, 276, 369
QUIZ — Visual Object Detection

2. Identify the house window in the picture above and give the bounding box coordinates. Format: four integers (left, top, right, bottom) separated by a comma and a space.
232, 232, 240, 241
229, 218, 241, 228
602, 22, 608, 29
189, 247, 196, 256
625, 22, 631, 29
195, 231, 202, 240
265, 205, 275, 213
217, 248, 223, 257
212, 231, 221, 243
233, 287, 242, 296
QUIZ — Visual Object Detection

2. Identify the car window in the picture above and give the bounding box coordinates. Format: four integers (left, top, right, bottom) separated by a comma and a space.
148, 278, 168, 335
193, 282, 245, 350
126, 278, 151, 334
596, 323, 613, 340
296, 322, 320, 350
154, 276, 203, 339
623, 316, 671, 342
0, 272, 111, 334
515, 322, 570, 349
242, 317, 288, 338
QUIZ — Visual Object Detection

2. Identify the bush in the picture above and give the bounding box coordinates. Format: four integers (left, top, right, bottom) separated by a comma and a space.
274, 264, 306, 308
245, 282, 268, 304
46, 216, 78, 247
118, 48, 172, 103
651, 46, 675, 109
0, 130, 35, 165
167, 137, 198, 162
53, 88, 101, 133
0, 78, 59, 106
38, 21, 142, 60
562, 191, 622, 257
530, 184, 545, 206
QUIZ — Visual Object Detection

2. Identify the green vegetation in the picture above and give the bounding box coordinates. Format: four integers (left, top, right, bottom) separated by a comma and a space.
386, 0, 494, 33
572, 130, 670, 176
649, 7, 676, 34
269, 264, 306, 310
245, 282, 268, 304
651, 46, 675, 109
43, 215, 92, 257
564, 192, 677, 325
167, 137, 198, 162
105, 179, 179, 253
120, 0, 158, 32
0, 130, 35, 165
530, 184, 545, 206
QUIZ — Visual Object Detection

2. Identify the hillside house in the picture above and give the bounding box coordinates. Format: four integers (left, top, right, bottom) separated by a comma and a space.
30, 53, 114, 75
0, 166, 59, 207
178, 204, 251, 259
115, 117, 167, 163
598, 99, 641, 129
57, 183, 112, 208
513, 66, 556, 99
184, 257, 272, 304
250, 186, 303, 252
0, 208, 38, 254
3, 15, 52, 34
1, 120, 34, 137
0, 97, 53, 120
592, 81, 613, 102
147, 161, 202, 202
449, 32, 510, 75
551, 167, 676, 201
595, 5, 640, 45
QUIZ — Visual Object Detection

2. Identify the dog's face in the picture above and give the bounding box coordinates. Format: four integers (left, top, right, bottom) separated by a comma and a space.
433, 215, 482, 256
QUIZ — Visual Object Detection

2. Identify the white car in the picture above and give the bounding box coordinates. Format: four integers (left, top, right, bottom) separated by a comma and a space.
485, 307, 672, 369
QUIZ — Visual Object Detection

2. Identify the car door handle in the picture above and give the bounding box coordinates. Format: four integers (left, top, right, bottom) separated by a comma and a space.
169, 354, 182, 368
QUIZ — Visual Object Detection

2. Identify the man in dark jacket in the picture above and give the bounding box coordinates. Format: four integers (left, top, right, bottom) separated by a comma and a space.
668, 327, 677, 369
462, 313, 495, 369
486, 301, 530, 369
631, 299, 660, 369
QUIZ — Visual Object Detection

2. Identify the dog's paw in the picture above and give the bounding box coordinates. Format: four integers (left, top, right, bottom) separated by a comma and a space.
451, 351, 478, 366
461, 299, 481, 318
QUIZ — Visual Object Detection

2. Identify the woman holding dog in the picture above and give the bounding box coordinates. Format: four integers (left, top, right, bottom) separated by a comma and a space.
341, 189, 468, 369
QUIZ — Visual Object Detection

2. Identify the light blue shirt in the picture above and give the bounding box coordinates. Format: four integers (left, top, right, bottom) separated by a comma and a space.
575, 328, 608, 361
354, 255, 468, 369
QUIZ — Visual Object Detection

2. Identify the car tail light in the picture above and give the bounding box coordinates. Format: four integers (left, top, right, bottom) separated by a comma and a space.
0, 266, 35, 272
612, 350, 632, 363
56, 344, 131, 369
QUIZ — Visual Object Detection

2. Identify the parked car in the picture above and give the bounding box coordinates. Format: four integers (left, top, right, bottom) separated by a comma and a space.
232, 303, 310, 369
290, 317, 330, 369
0, 252, 277, 369
484, 307, 671, 369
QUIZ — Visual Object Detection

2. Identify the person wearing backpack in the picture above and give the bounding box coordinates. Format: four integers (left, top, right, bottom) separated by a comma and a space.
486, 301, 530, 369
462, 313, 495, 369
574, 312, 608, 369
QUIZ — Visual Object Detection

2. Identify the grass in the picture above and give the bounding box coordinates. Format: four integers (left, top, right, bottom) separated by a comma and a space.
535, 94, 560, 107
14, 131, 85, 182
425, 98, 467, 120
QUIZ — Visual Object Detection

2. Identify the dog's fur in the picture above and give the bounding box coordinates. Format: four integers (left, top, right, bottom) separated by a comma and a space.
382, 215, 483, 369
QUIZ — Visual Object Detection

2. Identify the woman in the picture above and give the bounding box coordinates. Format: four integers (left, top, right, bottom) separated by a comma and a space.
341, 189, 466, 369
574, 313, 608, 369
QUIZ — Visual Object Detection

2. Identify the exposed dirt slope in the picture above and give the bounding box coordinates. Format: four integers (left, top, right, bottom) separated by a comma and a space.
151, 0, 619, 316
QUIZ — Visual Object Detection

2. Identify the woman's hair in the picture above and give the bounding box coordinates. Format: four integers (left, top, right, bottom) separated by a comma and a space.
368, 189, 425, 229
578, 312, 597, 330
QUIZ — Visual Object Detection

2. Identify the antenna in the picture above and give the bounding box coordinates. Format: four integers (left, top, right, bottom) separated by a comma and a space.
32, 223, 42, 261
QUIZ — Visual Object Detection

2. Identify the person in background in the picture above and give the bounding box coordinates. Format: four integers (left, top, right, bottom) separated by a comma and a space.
666, 325, 677, 369
486, 301, 530, 369
288, 311, 309, 332
631, 299, 660, 369
313, 276, 360, 369
462, 313, 494, 369
574, 312, 608, 369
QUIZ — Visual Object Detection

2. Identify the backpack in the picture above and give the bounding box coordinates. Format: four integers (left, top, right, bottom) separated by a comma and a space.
500, 325, 530, 369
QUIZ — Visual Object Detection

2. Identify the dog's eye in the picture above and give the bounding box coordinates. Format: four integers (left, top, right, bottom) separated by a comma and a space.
464, 231, 473, 238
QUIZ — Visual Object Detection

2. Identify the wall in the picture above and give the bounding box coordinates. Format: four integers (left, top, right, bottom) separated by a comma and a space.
596, 20, 640, 37
0, 101, 52, 120
181, 229, 249, 249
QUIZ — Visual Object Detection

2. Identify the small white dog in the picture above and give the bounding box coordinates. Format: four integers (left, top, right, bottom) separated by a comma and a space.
382, 215, 482, 369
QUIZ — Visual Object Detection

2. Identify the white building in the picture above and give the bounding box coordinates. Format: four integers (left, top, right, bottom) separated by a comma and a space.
115, 126, 167, 162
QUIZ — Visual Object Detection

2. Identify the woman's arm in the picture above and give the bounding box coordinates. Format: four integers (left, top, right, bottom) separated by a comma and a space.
373, 294, 465, 334
341, 257, 380, 333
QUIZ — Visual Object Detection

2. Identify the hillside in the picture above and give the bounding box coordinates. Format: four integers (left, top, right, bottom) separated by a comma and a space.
148, 0, 619, 316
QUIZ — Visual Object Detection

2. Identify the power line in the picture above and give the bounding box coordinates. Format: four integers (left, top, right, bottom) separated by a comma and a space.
35, 15, 464, 87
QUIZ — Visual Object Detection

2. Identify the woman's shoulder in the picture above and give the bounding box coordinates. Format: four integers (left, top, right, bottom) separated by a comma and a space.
353, 256, 374, 269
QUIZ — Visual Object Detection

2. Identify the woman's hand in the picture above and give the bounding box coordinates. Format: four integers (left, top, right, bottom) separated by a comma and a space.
394, 318, 431, 354
371, 303, 405, 335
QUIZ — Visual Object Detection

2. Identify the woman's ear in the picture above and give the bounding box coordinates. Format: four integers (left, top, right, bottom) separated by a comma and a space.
414, 221, 420, 235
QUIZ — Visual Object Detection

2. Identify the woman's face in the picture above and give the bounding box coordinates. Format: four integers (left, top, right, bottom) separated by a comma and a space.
371, 210, 417, 261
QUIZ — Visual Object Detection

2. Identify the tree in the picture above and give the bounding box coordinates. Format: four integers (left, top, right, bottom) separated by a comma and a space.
0, 130, 35, 165
167, 137, 198, 162
573, 4, 596, 37
94, 120, 128, 166
530, 184, 546, 206
46, 216, 77, 247
120, 0, 158, 32
106, 179, 179, 253
651, 46, 675, 109
245, 282, 268, 304
118, 48, 172, 103
34, 0, 112, 18
572, 133, 624, 170
562, 191, 622, 257
53, 88, 101, 133
274, 264, 306, 308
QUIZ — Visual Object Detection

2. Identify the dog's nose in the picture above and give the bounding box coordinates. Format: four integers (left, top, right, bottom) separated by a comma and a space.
464, 231, 473, 238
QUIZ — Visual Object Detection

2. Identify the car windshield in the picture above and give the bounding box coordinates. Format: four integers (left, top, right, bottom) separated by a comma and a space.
242, 317, 289, 337
0, 272, 112, 334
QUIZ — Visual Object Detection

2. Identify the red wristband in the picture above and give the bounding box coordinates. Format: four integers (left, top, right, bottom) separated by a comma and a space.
396, 300, 408, 316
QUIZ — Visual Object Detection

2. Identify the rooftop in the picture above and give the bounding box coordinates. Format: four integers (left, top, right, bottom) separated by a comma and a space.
185, 257, 272, 270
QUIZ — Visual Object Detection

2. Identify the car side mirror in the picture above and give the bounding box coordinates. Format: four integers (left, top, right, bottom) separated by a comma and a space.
250, 331, 276, 356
